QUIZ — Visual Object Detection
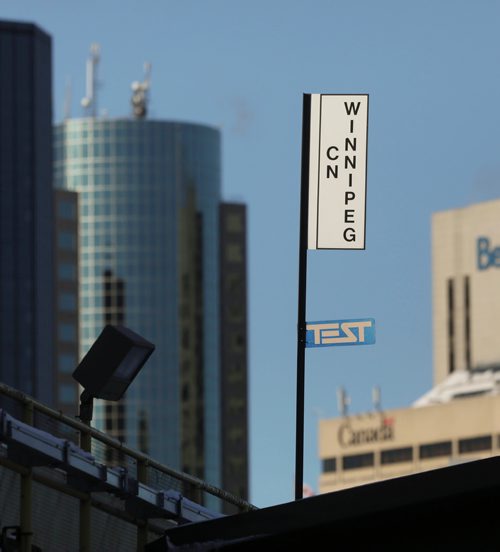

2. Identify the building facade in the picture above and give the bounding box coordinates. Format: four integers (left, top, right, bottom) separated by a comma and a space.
219, 203, 248, 511
54, 118, 228, 493
54, 189, 80, 416
319, 390, 500, 493
319, 198, 500, 493
0, 21, 55, 406
432, 199, 500, 384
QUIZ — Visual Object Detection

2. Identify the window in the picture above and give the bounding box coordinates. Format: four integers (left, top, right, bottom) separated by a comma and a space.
419, 441, 452, 459
226, 244, 243, 263
182, 328, 190, 349
58, 199, 76, 220
381, 447, 413, 465
233, 333, 245, 350
464, 276, 471, 370
105, 416, 113, 431
59, 322, 76, 342
58, 262, 77, 281
59, 353, 77, 373
225, 213, 243, 233
448, 279, 455, 374
322, 458, 337, 473
459, 435, 492, 454
342, 452, 374, 470
59, 383, 76, 404
58, 292, 77, 311
117, 415, 125, 431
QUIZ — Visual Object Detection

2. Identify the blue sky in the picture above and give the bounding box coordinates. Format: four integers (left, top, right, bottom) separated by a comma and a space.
3, 0, 500, 507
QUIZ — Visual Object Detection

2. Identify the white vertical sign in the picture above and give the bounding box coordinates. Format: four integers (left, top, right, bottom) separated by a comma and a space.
307, 94, 369, 250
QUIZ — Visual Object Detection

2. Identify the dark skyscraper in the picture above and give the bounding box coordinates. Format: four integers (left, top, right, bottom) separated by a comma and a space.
219, 202, 249, 511
0, 21, 55, 406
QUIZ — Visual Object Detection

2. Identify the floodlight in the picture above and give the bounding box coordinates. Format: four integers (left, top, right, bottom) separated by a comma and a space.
73, 325, 155, 426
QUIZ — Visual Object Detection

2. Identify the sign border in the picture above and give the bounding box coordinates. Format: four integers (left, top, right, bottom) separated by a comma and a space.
308, 93, 369, 251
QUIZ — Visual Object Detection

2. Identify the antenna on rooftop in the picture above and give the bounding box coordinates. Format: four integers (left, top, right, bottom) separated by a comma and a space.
81, 43, 100, 118
131, 62, 152, 119
337, 387, 350, 417
372, 385, 382, 411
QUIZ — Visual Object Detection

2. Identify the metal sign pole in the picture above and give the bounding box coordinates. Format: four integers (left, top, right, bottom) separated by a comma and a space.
295, 94, 311, 501
294, 92, 369, 500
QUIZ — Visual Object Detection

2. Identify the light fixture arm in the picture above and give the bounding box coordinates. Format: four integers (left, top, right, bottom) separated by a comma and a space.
79, 389, 94, 425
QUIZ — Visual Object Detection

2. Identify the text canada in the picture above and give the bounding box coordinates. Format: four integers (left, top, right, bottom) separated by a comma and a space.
338, 420, 394, 447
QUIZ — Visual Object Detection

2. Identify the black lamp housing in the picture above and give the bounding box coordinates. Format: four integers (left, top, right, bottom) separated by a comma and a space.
73, 325, 155, 401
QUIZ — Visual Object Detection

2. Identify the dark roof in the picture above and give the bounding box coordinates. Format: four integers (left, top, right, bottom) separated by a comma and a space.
147, 455, 500, 550
0, 19, 50, 40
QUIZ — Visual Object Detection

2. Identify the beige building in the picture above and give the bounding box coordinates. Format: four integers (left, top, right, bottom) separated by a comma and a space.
319, 198, 500, 494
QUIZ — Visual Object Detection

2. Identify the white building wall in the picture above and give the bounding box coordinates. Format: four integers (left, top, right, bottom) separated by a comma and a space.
433, 199, 500, 384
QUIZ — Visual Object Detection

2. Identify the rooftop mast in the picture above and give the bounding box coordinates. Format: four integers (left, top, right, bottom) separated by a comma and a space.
131, 62, 152, 119
81, 43, 100, 118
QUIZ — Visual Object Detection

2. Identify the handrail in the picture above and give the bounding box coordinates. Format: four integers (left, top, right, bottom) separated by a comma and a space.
0, 381, 257, 512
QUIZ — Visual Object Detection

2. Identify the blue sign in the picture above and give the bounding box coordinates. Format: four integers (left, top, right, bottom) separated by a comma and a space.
305, 318, 375, 348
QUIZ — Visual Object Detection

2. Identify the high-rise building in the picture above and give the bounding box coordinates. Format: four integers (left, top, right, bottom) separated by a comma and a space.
432, 199, 500, 384
0, 21, 55, 406
318, 198, 500, 494
0, 21, 80, 417
54, 115, 247, 500
219, 203, 249, 511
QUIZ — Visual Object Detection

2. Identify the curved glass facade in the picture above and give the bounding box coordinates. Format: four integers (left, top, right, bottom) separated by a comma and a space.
54, 118, 221, 484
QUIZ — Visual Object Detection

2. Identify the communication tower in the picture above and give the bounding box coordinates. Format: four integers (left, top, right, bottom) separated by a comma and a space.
81, 43, 100, 117
131, 62, 152, 119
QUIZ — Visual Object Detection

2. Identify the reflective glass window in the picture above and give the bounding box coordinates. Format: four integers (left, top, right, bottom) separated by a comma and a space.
59, 383, 76, 403
58, 231, 77, 250
58, 292, 77, 311
59, 322, 76, 342
342, 453, 374, 470
58, 199, 76, 220
322, 458, 337, 473
419, 441, 452, 459
381, 447, 413, 465
459, 435, 492, 454
58, 262, 77, 281
59, 352, 77, 373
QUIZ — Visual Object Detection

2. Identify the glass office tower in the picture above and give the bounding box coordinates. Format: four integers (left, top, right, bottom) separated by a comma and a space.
54, 119, 222, 487
0, 21, 55, 406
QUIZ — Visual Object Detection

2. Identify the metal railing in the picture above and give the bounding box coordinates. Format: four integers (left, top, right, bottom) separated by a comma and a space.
0, 381, 256, 552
